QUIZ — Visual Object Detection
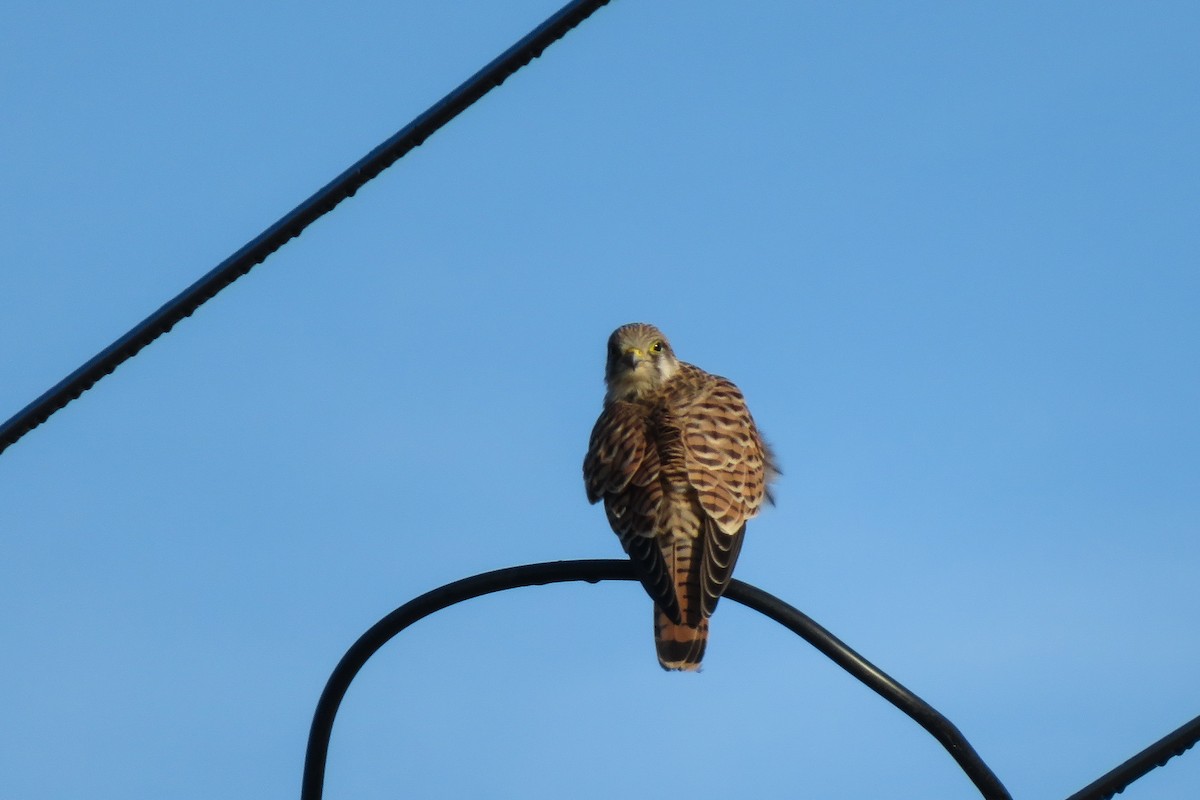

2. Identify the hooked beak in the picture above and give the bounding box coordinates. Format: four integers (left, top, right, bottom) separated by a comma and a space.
621, 347, 646, 370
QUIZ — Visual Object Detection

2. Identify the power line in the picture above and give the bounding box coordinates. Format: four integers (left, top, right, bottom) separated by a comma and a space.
8, 6, 1197, 795
0, 0, 613, 457
1066, 712, 1200, 800
303, 560, 1200, 798
302, 560, 1012, 800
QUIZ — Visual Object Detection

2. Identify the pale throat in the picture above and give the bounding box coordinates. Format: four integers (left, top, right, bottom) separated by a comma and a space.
605, 358, 679, 402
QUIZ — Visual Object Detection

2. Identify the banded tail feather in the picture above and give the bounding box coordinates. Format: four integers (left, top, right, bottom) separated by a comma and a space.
654, 532, 707, 670
654, 607, 708, 671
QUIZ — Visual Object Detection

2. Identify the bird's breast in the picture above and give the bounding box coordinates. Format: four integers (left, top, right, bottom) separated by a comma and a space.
647, 411, 702, 541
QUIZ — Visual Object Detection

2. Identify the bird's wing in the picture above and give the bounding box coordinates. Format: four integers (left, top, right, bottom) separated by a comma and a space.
584, 401, 680, 623
584, 401, 647, 502
676, 372, 771, 616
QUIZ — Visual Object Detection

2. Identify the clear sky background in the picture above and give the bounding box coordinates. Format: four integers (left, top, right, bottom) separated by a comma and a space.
2, 2, 1198, 798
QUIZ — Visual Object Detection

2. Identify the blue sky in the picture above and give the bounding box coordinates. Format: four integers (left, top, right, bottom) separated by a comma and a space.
2, 2, 1198, 797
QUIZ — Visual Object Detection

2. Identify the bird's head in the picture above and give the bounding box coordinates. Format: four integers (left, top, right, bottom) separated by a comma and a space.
604, 322, 680, 401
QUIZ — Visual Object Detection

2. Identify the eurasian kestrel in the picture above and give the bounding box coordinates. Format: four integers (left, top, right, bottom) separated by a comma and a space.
583, 323, 777, 670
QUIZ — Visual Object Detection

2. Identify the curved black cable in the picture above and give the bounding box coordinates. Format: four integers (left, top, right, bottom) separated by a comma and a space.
0, 0, 613, 457
1065, 712, 1200, 800
302, 559, 1012, 800
731, 579, 1012, 799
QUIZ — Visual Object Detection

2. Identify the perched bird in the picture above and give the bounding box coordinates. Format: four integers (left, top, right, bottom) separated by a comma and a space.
583, 323, 777, 670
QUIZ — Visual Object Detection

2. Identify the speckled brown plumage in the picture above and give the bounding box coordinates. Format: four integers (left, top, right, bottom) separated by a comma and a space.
584, 323, 778, 670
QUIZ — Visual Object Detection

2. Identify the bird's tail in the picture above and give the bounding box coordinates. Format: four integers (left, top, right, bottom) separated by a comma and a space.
654, 607, 708, 671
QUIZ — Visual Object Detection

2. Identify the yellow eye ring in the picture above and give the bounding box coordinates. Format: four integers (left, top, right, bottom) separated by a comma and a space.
650, 341, 663, 353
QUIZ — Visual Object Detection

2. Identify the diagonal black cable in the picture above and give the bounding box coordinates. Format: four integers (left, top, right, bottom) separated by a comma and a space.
302, 559, 1013, 800
732, 579, 1013, 799
0, 0, 613, 458
1064, 712, 1200, 800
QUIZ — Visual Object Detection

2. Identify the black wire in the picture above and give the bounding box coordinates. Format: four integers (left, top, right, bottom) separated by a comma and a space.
731, 580, 1013, 799
1064, 713, 1200, 800
301, 559, 1013, 800
10, 1, 1195, 791
0, 0, 613, 457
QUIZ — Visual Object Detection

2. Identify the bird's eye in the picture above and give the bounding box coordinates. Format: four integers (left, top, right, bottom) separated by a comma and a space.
650, 341, 663, 353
